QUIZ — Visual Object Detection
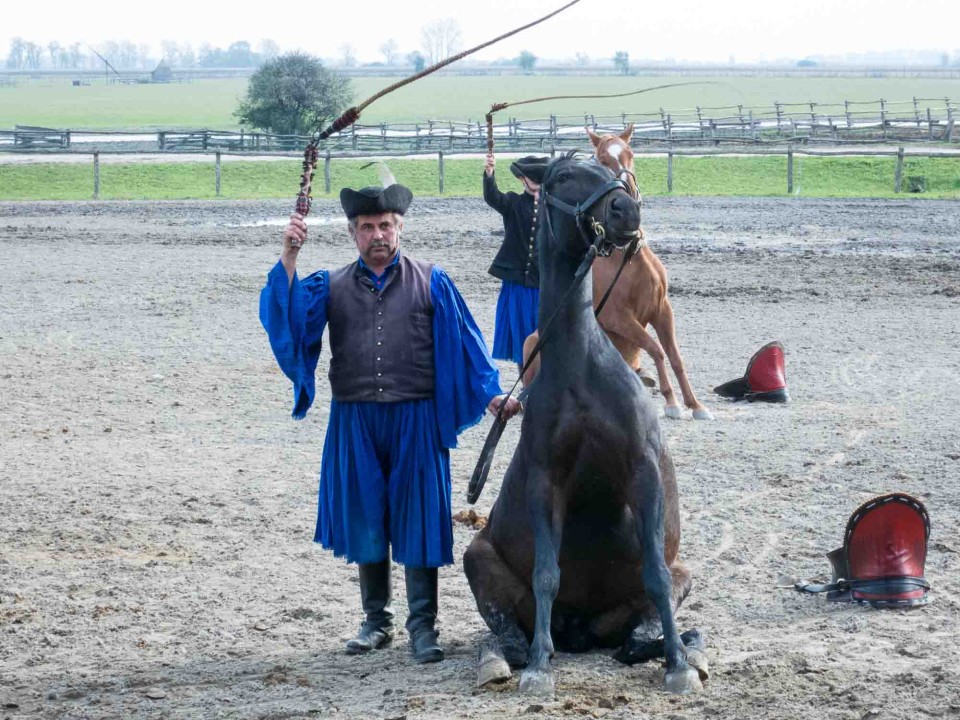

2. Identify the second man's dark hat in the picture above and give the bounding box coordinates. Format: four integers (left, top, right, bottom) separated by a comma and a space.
509, 156, 550, 184
339, 184, 413, 219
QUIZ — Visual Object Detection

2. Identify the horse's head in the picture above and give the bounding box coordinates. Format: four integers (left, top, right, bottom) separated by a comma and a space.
586, 124, 640, 202
540, 153, 641, 259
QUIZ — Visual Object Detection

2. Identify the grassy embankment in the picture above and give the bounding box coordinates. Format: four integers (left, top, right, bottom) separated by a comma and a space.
2, 155, 959, 200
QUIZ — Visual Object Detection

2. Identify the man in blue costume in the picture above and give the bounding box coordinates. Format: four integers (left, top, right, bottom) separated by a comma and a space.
260, 183, 520, 664
482, 153, 549, 372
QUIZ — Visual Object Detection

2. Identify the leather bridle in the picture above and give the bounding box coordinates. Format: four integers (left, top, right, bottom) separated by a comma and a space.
467, 167, 641, 504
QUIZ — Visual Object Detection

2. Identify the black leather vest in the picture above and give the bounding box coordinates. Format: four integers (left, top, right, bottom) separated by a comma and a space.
326, 255, 435, 402
483, 172, 540, 288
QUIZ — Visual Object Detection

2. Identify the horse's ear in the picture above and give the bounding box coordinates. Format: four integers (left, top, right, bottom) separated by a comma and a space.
585, 127, 601, 147
620, 123, 634, 142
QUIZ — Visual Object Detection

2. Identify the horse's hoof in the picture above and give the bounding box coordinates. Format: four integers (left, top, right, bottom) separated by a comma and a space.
477, 636, 512, 687
636, 368, 657, 388
478, 655, 512, 687
692, 407, 714, 421
663, 667, 703, 695
519, 669, 555, 697
664, 405, 683, 420
685, 648, 710, 682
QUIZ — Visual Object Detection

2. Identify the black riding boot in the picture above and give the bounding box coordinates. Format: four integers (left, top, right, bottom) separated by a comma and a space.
404, 566, 443, 663
345, 559, 394, 654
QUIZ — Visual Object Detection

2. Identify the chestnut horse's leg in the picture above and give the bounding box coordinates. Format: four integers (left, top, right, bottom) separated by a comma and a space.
630, 451, 701, 694
598, 312, 683, 418
650, 301, 713, 420
519, 475, 566, 697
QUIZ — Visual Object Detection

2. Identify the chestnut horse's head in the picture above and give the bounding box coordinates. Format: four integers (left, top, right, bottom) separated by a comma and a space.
586, 124, 640, 202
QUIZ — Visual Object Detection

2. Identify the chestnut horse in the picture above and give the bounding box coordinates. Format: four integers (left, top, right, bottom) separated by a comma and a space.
523, 124, 712, 421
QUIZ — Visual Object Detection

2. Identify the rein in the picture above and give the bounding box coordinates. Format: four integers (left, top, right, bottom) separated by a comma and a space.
467, 175, 635, 504
292, 0, 581, 216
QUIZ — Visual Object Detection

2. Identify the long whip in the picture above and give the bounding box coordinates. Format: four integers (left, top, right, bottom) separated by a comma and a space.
295, 0, 582, 216
484, 82, 717, 153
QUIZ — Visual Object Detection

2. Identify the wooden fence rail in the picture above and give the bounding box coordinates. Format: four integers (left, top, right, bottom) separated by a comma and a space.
21, 146, 954, 199
1, 97, 956, 154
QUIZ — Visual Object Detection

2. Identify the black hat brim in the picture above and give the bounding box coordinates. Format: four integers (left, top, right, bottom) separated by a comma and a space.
340, 184, 413, 219
509, 156, 549, 184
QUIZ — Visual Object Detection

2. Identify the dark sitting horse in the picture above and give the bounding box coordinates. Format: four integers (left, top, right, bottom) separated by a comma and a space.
464, 155, 706, 697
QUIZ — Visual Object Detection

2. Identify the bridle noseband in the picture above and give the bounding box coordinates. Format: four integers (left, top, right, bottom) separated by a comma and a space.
541, 175, 634, 258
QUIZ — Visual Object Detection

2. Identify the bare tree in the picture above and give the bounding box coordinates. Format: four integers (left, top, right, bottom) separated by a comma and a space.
339, 43, 357, 67
69, 43, 83, 69
421, 18, 461, 65
180, 43, 196, 68
613, 50, 629, 75
6, 37, 25, 69
47, 41, 61, 68
24, 42, 43, 69
379, 38, 398, 65
259, 39, 280, 61
161, 39, 180, 65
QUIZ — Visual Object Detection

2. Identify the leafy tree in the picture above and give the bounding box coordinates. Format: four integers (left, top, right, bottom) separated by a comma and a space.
408, 51, 426, 73
517, 50, 537, 73
613, 51, 629, 75
235, 53, 353, 136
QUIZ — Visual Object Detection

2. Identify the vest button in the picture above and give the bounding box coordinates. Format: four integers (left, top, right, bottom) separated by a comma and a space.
377, 341, 382, 346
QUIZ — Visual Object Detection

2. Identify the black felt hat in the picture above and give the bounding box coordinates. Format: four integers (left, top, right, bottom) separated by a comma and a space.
509, 156, 549, 184
339, 184, 413, 219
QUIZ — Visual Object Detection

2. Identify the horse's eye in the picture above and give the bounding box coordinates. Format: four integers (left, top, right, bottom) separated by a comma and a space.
557, 171, 572, 183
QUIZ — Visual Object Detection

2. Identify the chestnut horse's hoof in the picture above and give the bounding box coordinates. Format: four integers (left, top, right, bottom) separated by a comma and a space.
663, 666, 703, 695
664, 404, 683, 420
519, 669, 555, 697
692, 407, 714, 421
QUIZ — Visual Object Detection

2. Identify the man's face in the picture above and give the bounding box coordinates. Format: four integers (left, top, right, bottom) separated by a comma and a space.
521, 176, 541, 194
350, 212, 402, 264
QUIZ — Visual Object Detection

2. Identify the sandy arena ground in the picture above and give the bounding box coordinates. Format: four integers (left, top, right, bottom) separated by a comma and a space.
1, 195, 959, 720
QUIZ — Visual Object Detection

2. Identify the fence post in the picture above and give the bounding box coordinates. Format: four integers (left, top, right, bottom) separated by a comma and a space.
324, 151, 331, 194
158, 132, 165, 150
215, 151, 221, 197
438, 150, 444, 195
787, 146, 794, 195
927, 107, 934, 139
667, 151, 674, 193
93, 152, 100, 200
895, 146, 904, 193
64, 131, 71, 149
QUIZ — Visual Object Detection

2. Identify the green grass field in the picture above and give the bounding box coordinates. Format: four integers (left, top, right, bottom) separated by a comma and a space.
2, 75, 959, 129
2, 155, 958, 200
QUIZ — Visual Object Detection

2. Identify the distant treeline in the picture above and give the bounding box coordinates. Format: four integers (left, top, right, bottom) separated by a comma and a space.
4, 37, 281, 72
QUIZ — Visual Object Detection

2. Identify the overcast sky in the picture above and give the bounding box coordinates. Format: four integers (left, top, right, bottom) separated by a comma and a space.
3, 0, 959, 64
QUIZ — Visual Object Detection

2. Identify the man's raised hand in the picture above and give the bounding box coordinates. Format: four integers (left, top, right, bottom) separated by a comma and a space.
283, 213, 308, 250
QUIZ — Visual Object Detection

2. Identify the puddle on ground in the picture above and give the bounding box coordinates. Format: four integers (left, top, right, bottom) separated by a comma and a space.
226, 216, 348, 228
